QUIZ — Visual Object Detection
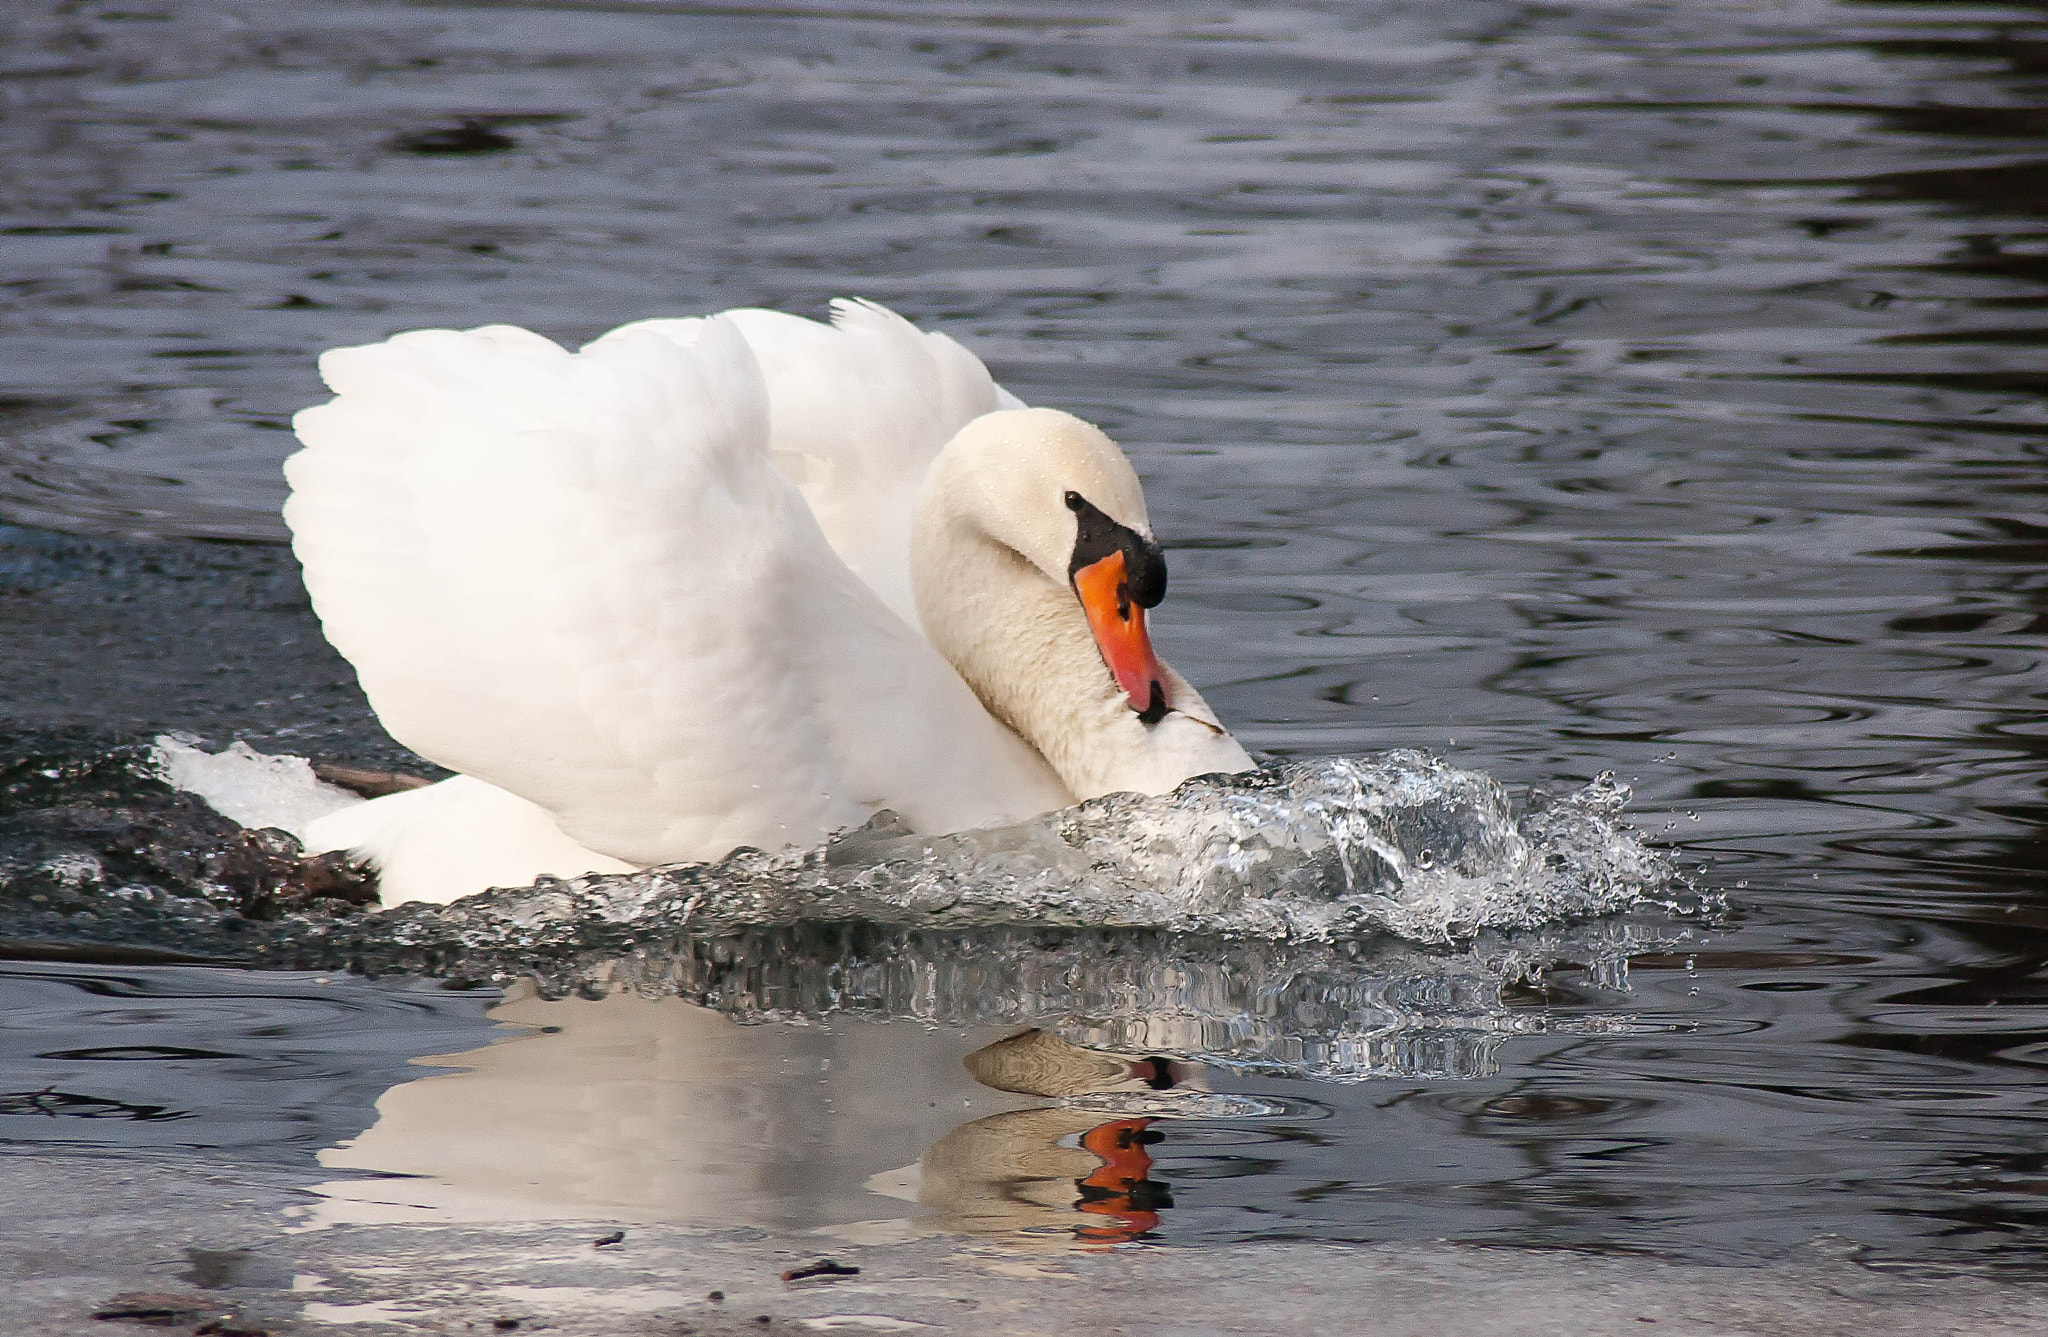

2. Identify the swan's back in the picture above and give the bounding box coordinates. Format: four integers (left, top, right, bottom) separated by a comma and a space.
611, 299, 1021, 628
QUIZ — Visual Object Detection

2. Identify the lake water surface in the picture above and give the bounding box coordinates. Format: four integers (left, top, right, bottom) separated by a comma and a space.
5, 0, 2048, 1283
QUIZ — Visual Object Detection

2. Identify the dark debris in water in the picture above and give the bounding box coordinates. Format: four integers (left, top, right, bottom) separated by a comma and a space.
0, 743, 377, 956
90, 1291, 227, 1325
780, 1259, 859, 1282
388, 118, 519, 155
0, 1087, 188, 1122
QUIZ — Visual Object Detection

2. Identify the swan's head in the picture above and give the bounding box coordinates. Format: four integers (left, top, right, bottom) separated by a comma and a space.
918, 407, 1173, 722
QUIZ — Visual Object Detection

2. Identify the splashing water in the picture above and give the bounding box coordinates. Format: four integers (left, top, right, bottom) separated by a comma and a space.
1, 745, 1678, 983
0, 742, 1692, 1082
152, 735, 358, 841
254, 750, 1675, 979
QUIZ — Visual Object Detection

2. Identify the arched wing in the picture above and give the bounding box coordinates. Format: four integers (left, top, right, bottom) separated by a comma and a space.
611, 300, 1024, 629
284, 317, 1064, 866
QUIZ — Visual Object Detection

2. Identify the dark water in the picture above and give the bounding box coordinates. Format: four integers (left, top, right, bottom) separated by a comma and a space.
5, 0, 2048, 1279
0, 960, 494, 1163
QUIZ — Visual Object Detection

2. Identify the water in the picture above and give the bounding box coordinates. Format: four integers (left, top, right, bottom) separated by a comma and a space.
0, 960, 495, 1163
4, 0, 2048, 1286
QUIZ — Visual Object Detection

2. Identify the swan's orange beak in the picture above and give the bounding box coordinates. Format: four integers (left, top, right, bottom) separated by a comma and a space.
1073, 550, 1170, 723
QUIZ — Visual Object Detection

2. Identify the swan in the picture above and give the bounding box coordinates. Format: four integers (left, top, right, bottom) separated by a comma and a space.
283, 300, 1253, 906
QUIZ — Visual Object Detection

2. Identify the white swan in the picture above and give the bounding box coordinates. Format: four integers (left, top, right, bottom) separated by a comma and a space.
283, 300, 1253, 906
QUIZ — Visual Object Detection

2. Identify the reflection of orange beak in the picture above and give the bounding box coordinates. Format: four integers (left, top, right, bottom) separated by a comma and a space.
1073, 551, 1170, 721
1074, 1117, 1169, 1243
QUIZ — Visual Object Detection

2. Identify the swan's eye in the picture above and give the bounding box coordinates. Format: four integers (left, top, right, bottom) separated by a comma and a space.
1066, 490, 1168, 609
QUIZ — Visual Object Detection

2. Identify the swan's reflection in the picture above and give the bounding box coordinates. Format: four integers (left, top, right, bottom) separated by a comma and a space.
307, 922, 1671, 1242
307, 987, 1032, 1230
311, 986, 1204, 1244
306, 993, 1211, 1245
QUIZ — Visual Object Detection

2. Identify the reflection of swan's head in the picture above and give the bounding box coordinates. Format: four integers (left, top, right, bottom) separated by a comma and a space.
912, 409, 1253, 800
963, 1027, 1204, 1098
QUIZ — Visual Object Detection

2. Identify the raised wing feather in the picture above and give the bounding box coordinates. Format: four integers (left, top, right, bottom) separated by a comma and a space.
611, 300, 1021, 628
284, 317, 1066, 867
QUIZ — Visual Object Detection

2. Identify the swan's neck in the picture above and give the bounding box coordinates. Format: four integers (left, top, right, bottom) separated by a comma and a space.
913, 513, 1250, 800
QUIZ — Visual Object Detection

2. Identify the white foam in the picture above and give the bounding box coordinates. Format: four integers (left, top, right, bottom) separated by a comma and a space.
152, 736, 362, 842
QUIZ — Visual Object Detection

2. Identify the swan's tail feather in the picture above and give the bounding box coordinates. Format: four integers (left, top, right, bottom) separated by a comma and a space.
301, 776, 635, 908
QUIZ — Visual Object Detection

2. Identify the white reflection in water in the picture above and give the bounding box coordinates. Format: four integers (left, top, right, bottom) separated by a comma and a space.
307, 991, 1253, 1245
308, 988, 1031, 1231
305, 919, 1674, 1242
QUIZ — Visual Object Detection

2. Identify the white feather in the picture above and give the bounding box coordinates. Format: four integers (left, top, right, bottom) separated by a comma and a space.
303, 776, 635, 906
284, 315, 1067, 896
610, 299, 1011, 628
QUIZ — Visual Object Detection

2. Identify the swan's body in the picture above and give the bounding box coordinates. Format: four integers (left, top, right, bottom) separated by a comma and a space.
284, 301, 1251, 905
